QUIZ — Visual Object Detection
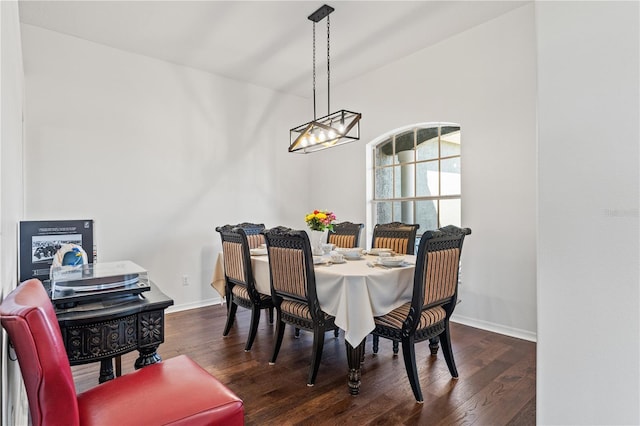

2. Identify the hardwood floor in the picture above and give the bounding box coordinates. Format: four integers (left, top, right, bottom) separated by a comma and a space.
72, 304, 536, 425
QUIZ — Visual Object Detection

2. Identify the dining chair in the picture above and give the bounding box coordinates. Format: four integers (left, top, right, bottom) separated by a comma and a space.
216, 223, 274, 351
371, 225, 471, 403
370, 221, 420, 351
262, 226, 338, 386
371, 222, 420, 255
0, 279, 244, 426
327, 221, 364, 248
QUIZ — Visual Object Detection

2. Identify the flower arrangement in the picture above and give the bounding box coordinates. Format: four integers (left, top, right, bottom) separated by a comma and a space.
305, 209, 337, 232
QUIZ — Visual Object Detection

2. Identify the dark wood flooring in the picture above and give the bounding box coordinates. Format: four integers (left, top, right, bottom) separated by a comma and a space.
72, 304, 536, 425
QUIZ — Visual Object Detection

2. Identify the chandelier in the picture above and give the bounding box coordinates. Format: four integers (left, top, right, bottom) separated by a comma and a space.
289, 4, 362, 154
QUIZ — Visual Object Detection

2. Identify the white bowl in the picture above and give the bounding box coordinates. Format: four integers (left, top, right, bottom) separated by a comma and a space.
380, 256, 405, 266
337, 247, 362, 254
343, 252, 363, 260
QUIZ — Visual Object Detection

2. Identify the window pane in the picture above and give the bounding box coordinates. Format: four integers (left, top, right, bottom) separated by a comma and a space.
376, 202, 392, 224
395, 130, 414, 164
394, 164, 415, 198
416, 200, 438, 232
375, 167, 393, 199
416, 161, 439, 196
441, 158, 460, 195
439, 199, 461, 227
375, 138, 394, 167
441, 128, 460, 157
393, 201, 414, 224
416, 127, 439, 161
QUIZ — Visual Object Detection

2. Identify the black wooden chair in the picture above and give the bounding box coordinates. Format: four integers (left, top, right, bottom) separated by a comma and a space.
372, 225, 471, 402
262, 226, 338, 386
370, 221, 420, 351
327, 221, 364, 248
216, 223, 274, 352
371, 222, 420, 255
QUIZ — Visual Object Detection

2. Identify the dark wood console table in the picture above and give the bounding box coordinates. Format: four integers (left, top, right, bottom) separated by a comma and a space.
50, 281, 173, 383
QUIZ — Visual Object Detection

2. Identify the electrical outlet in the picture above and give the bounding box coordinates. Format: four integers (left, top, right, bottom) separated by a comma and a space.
182, 275, 189, 286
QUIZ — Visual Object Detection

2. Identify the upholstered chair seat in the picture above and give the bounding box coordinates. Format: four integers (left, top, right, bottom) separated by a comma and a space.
231, 284, 271, 303
374, 304, 446, 332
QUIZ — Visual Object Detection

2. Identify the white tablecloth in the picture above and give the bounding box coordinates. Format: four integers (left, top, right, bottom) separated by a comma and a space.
212, 253, 416, 346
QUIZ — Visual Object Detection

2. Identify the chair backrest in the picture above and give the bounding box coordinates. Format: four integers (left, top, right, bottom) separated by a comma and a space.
0, 279, 80, 426
409, 226, 471, 329
216, 224, 263, 301
235, 222, 266, 249
327, 221, 364, 248
371, 222, 420, 255
262, 227, 323, 319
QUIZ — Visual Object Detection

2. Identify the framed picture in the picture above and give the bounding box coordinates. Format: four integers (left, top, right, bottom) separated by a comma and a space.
19, 219, 94, 283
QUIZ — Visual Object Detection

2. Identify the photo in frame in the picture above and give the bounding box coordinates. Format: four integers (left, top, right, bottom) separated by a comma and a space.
19, 219, 95, 283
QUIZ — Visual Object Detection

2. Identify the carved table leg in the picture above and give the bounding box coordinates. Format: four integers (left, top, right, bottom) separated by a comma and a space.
345, 339, 365, 396
99, 358, 115, 383
429, 336, 440, 355
135, 346, 162, 369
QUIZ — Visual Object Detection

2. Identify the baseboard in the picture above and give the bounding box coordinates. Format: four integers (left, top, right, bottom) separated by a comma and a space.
451, 314, 537, 343
166, 297, 223, 314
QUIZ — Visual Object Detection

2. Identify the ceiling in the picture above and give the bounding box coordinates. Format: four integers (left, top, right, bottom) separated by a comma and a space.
18, 1, 529, 99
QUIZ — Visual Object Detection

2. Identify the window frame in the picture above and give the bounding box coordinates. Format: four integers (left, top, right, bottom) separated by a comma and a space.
366, 122, 461, 246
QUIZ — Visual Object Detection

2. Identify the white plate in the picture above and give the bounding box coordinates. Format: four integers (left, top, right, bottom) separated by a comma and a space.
330, 258, 346, 264
250, 248, 268, 256
367, 248, 394, 256
379, 256, 406, 266
313, 256, 326, 265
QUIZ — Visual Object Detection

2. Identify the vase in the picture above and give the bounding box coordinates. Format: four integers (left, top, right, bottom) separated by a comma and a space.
309, 230, 327, 256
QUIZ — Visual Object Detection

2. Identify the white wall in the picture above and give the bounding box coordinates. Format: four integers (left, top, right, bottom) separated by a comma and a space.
310, 4, 538, 340
536, 1, 639, 424
0, 2, 28, 424
21, 24, 311, 310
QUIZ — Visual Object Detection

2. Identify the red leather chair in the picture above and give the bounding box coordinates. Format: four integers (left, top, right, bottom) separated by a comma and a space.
0, 279, 244, 426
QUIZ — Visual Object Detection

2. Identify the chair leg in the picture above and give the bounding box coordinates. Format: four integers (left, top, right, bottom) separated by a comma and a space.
401, 337, 424, 403
269, 311, 285, 365
429, 336, 440, 356
393, 341, 399, 355
439, 322, 458, 378
223, 302, 238, 336
308, 326, 326, 386
244, 306, 261, 352
295, 328, 301, 338
373, 334, 379, 354
268, 307, 274, 324
334, 329, 339, 338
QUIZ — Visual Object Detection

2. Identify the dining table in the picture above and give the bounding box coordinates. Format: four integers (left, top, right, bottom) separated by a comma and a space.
211, 250, 416, 395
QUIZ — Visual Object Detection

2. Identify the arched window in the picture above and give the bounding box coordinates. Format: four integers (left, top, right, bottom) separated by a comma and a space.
369, 123, 461, 244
